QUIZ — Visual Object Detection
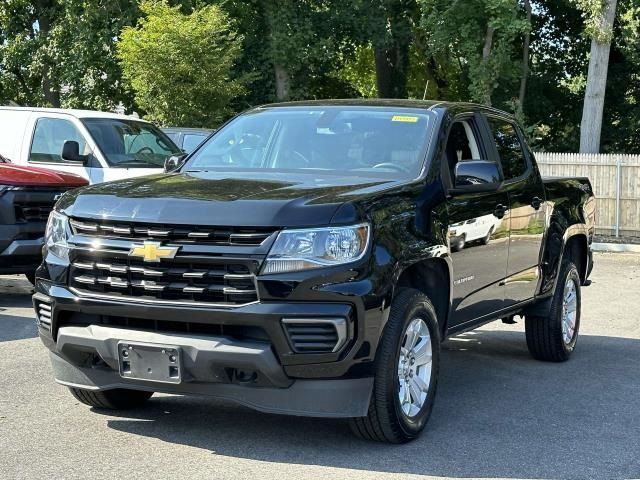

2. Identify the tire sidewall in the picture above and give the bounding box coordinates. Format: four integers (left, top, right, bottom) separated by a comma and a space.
380, 292, 440, 438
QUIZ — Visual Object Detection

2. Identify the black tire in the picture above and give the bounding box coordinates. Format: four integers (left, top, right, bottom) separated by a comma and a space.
68, 387, 153, 410
525, 260, 581, 362
452, 234, 466, 252
349, 288, 440, 443
481, 227, 493, 245
24, 271, 36, 285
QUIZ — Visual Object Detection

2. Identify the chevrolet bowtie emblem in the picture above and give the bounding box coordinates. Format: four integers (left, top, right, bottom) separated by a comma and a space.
129, 242, 179, 262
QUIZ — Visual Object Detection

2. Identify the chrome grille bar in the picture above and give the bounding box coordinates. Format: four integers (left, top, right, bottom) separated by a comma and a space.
69, 218, 276, 246
69, 254, 259, 306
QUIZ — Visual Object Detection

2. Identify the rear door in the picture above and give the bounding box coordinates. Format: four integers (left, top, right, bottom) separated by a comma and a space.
485, 116, 546, 305
446, 115, 510, 327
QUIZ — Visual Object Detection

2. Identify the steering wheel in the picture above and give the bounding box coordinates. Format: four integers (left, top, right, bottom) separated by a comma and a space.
134, 146, 154, 155
227, 133, 265, 165
372, 162, 409, 173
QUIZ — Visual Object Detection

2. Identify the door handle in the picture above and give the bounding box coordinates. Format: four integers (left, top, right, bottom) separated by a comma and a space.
531, 196, 542, 210
493, 204, 508, 219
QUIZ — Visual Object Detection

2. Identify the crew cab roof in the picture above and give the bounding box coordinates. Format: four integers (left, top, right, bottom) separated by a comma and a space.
255, 99, 515, 119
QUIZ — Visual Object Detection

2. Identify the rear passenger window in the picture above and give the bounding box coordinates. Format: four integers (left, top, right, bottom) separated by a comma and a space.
488, 118, 528, 181
30, 118, 87, 164
182, 134, 207, 153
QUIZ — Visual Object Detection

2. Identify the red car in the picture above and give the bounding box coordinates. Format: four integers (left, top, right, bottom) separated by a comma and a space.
0, 154, 87, 283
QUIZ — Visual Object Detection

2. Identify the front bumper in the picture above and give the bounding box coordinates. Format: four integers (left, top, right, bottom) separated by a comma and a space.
0, 225, 44, 273
34, 281, 380, 418
46, 325, 372, 417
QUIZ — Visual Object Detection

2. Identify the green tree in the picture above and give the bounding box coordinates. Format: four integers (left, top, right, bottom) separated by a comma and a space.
117, 0, 244, 128
49, 0, 138, 110
0, 0, 60, 106
419, 0, 530, 105
365, 0, 418, 98
0, 0, 138, 109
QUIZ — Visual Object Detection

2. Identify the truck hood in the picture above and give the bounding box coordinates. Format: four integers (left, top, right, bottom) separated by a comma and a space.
58, 170, 404, 227
0, 163, 88, 188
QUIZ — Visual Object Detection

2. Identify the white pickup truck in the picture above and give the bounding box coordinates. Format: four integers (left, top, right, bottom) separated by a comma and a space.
0, 107, 182, 184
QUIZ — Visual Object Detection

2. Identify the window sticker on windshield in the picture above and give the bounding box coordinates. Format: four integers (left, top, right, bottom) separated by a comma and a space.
391, 115, 419, 123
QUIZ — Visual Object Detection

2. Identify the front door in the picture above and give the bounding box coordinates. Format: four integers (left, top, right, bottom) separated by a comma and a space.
26, 115, 97, 182
444, 118, 510, 327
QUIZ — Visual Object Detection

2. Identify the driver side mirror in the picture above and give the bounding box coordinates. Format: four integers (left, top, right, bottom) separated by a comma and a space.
164, 153, 188, 173
61, 140, 88, 165
449, 160, 502, 194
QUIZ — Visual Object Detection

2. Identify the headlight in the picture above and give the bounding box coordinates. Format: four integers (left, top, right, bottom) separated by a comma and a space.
45, 211, 71, 261
262, 223, 370, 274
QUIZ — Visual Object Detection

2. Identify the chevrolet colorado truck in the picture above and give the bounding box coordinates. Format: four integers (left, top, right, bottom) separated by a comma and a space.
0, 154, 87, 282
33, 101, 595, 443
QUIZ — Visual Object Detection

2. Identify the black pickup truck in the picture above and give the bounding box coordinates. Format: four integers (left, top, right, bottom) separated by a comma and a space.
33, 100, 595, 443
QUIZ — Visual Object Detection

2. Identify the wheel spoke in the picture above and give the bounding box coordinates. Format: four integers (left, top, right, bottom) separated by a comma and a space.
412, 338, 432, 366
403, 380, 411, 405
404, 324, 419, 351
408, 378, 422, 405
411, 374, 428, 393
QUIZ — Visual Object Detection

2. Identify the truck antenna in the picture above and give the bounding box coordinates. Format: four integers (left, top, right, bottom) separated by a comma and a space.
422, 81, 429, 101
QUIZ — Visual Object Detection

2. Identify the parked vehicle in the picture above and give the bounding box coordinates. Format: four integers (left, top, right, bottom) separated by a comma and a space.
33, 100, 595, 443
0, 107, 182, 184
449, 214, 502, 251
0, 154, 87, 282
161, 127, 213, 154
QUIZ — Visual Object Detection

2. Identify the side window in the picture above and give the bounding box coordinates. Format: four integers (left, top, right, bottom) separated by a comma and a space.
487, 118, 528, 181
182, 134, 207, 153
164, 132, 179, 144
30, 118, 88, 164
444, 119, 482, 181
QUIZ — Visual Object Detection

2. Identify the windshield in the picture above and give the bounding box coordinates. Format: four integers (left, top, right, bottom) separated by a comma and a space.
185, 107, 435, 178
82, 118, 181, 168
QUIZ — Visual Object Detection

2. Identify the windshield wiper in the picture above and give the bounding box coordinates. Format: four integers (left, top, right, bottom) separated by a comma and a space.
114, 160, 160, 168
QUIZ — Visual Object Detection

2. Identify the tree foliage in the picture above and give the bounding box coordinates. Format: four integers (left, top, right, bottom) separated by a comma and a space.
117, 0, 244, 128
1, 0, 639, 153
0, 0, 137, 109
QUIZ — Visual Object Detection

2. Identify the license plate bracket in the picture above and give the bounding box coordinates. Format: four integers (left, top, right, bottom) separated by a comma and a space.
117, 342, 182, 384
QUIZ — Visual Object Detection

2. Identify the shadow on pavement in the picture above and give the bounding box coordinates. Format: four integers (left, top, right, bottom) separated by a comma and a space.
0, 276, 37, 342
101, 330, 640, 479
0, 312, 37, 342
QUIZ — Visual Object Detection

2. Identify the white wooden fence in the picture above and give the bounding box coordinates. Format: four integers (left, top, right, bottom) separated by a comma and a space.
535, 153, 640, 238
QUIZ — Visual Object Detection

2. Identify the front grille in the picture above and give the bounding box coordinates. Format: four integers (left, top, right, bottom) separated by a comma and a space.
9, 187, 69, 223
35, 300, 52, 331
69, 253, 260, 306
282, 318, 347, 353
15, 202, 54, 222
70, 218, 276, 246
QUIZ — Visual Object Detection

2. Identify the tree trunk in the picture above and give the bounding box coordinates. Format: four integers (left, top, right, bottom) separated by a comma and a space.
274, 64, 290, 101
518, 0, 532, 115
481, 25, 495, 106
579, 0, 618, 153
374, 48, 393, 98
374, 43, 409, 98
36, 0, 61, 107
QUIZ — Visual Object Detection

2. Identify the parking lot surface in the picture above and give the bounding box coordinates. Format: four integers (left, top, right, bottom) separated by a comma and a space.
1, 252, 639, 480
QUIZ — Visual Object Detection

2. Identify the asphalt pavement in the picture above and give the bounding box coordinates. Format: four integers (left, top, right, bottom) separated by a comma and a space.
1, 252, 639, 479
